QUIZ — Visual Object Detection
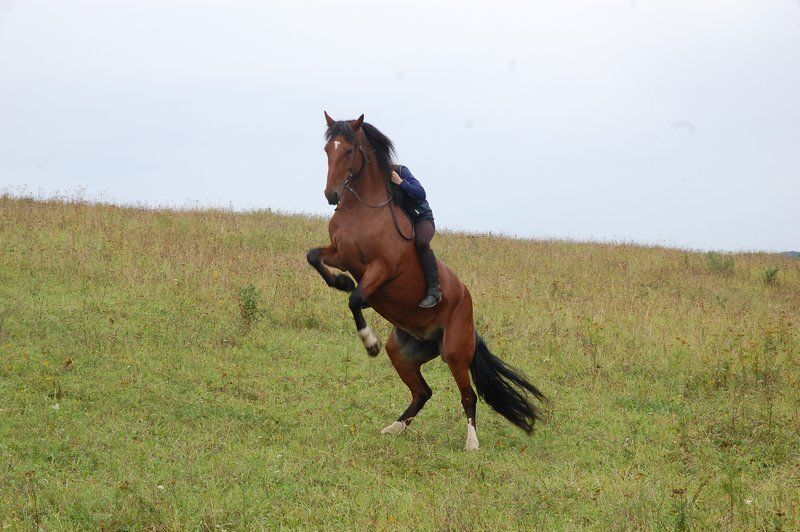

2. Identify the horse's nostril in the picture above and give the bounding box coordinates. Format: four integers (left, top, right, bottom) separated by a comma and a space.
326, 191, 340, 205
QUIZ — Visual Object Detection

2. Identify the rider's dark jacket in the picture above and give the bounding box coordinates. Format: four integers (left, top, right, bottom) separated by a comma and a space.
395, 166, 434, 223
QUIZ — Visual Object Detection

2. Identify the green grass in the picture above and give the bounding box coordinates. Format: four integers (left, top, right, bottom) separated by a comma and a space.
1, 195, 798, 529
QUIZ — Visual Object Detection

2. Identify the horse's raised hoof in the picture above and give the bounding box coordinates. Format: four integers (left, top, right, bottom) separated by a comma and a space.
333, 274, 356, 292
381, 421, 407, 435
465, 420, 480, 451
358, 326, 381, 356
366, 342, 381, 356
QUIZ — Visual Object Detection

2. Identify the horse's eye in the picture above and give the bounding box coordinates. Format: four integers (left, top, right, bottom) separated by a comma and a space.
345, 149, 353, 155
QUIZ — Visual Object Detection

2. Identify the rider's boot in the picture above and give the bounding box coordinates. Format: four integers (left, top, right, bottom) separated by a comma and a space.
418, 249, 442, 309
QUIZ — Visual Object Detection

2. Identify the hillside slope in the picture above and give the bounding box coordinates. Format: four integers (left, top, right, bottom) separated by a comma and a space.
1, 196, 798, 529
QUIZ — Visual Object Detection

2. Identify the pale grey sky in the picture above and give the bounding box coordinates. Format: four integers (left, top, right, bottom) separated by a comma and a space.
1, 0, 798, 251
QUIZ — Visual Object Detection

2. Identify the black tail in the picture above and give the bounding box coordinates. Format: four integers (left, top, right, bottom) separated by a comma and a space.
469, 334, 546, 433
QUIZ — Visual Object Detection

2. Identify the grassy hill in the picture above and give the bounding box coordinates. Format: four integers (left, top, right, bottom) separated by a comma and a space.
1, 195, 798, 529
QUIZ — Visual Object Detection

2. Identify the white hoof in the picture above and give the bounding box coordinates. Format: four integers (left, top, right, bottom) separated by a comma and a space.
465, 420, 479, 451
381, 421, 407, 435
358, 327, 381, 356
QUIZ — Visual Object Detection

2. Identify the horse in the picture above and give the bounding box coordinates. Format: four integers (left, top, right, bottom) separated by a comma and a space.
306, 112, 545, 450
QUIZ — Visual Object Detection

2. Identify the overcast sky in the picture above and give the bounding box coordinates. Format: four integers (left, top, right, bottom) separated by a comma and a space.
1, 0, 798, 251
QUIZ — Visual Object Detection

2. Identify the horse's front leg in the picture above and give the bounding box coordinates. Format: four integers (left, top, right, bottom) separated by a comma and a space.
306, 246, 355, 292
348, 261, 388, 356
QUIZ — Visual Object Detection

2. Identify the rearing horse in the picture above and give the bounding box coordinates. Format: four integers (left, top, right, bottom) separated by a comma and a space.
307, 112, 545, 450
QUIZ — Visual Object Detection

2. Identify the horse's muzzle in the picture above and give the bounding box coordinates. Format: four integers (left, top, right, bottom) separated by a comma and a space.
326, 190, 340, 205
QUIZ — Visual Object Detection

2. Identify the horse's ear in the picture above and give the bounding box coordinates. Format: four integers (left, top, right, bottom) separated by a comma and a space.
351, 114, 364, 131
324, 111, 335, 127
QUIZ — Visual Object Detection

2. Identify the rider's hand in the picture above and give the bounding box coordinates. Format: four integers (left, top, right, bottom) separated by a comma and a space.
390, 170, 403, 185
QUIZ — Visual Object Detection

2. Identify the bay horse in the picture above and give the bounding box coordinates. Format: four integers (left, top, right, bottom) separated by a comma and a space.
306, 112, 545, 450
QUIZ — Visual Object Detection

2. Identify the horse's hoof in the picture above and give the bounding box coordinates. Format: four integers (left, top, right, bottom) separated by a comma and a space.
333, 274, 355, 292
358, 327, 381, 357
366, 340, 381, 357
465, 421, 480, 451
381, 421, 407, 435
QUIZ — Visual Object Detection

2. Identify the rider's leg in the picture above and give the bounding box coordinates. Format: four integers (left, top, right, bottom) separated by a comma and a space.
414, 219, 442, 309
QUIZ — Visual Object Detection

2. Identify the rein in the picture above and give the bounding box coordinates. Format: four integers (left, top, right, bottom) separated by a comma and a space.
342, 131, 415, 242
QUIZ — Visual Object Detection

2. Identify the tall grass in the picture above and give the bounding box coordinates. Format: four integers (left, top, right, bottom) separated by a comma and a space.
1, 194, 798, 529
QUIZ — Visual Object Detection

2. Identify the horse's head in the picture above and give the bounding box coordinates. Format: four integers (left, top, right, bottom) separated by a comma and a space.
323, 111, 365, 205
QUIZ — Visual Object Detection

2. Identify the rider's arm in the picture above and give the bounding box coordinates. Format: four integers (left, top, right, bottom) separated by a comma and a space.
397, 167, 427, 201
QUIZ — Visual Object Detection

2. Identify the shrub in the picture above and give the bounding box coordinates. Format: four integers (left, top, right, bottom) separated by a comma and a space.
763, 266, 779, 285
706, 252, 734, 275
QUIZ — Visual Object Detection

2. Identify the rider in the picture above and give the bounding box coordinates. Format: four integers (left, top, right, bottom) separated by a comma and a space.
390, 166, 442, 308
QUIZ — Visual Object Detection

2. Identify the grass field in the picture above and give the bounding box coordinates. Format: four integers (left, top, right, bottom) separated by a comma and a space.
1, 194, 798, 530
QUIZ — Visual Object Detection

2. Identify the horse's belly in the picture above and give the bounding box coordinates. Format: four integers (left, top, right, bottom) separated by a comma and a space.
368, 284, 440, 340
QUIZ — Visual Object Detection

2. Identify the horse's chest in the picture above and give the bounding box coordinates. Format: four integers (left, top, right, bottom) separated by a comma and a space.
330, 226, 381, 269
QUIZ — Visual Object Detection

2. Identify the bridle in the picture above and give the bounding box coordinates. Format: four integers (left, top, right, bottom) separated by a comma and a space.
338, 130, 414, 241
342, 130, 388, 207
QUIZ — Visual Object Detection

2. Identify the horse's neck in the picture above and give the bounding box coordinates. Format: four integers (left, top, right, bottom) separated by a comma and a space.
338, 167, 389, 211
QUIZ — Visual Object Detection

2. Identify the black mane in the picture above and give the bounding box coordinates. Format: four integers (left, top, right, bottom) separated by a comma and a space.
325, 120, 396, 178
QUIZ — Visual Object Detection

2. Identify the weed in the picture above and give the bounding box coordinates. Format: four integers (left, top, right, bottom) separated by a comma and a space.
578, 317, 603, 378
721, 458, 745, 527
671, 489, 689, 532
0, 306, 11, 341
237, 284, 263, 330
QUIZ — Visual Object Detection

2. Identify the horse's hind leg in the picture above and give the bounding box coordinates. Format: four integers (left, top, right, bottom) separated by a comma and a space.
443, 327, 479, 450
381, 329, 436, 435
